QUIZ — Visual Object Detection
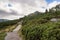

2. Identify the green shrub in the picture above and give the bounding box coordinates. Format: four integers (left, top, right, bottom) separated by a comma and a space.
21, 10, 60, 40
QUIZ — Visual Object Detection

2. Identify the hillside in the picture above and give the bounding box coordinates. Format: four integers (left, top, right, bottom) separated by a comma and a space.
0, 19, 9, 22
0, 19, 20, 40
21, 4, 60, 40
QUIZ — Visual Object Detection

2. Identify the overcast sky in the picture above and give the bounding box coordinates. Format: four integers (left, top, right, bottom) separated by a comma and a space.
0, 0, 60, 20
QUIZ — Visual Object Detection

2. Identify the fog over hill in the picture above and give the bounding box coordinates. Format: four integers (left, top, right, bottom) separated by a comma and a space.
0, 19, 9, 22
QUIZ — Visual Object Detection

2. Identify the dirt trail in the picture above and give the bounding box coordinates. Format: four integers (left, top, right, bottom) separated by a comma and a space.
5, 24, 22, 40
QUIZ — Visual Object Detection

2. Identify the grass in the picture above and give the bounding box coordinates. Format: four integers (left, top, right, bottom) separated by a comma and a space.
0, 32, 6, 40
18, 28, 24, 40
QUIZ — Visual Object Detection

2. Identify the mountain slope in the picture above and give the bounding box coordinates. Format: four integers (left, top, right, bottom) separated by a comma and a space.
21, 4, 60, 40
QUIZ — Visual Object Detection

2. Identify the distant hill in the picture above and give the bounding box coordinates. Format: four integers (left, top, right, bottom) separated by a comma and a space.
0, 19, 9, 22
50, 4, 60, 12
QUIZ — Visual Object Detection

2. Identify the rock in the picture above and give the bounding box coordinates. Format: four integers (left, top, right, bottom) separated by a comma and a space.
50, 18, 58, 22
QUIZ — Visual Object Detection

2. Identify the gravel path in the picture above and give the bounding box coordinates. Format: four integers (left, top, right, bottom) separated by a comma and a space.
5, 25, 22, 40
13, 25, 21, 32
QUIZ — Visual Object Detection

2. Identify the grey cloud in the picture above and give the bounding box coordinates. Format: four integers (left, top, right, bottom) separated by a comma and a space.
0, 0, 47, 20
10, 0, 47, 7
1, 0, 47, 8
0, 10, 24, 17
1, 0, 46, 5
10, 10, 25, 16
10, 0, 36, 6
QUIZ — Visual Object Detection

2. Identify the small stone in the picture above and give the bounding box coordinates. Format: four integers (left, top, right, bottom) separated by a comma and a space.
50, 18, 58, 22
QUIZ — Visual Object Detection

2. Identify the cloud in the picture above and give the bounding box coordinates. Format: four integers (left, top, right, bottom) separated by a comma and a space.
0, 0, 60, 20
0, 0, 47, 20
10, 0, 36, 6
2, 15, 24, 20
47, 1, 60, 10
0, 9, 25, 20
0, 10, 24, 16
10, 0, 47, 7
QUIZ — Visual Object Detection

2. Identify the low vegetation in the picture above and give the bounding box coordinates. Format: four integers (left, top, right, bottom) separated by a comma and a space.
0, 19, 19, 40
21, 4, 60, 40
0, 32, 6, 40
0, 19, 19, 30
